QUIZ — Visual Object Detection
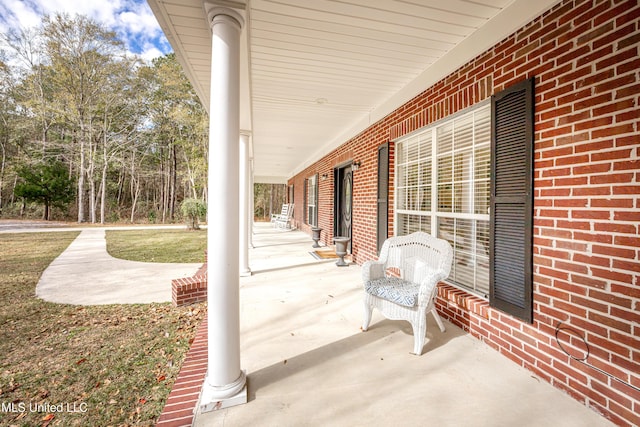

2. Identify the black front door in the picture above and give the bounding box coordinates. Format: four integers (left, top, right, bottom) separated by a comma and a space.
335, 164, 353, 251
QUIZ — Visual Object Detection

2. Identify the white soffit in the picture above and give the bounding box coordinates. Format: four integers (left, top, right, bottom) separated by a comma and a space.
147, 0, 562, 183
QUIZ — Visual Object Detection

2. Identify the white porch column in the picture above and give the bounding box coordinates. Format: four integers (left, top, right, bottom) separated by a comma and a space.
200, 3, 247, 411
249, 158, 255, 248
239, 131, 251, 276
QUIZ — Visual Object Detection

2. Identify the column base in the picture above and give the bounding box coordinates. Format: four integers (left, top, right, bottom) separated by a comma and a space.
197, 371, 248, 413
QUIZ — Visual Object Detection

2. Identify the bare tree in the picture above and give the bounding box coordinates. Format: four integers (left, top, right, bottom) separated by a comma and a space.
1, 17, 208, 223
41, 13, 124, 222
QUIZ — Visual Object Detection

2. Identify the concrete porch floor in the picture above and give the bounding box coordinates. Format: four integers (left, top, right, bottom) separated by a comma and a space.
193, 222, 612, 427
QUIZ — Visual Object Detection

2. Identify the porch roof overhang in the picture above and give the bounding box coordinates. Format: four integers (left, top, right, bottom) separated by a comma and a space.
147, 0, 560, 184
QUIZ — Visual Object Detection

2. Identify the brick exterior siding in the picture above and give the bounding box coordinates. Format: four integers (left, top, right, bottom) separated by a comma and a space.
288, 1, 640, 425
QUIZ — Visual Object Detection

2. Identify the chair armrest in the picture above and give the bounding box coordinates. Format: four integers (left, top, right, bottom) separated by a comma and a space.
417, 269, 447, 307
362, 261, 386, 283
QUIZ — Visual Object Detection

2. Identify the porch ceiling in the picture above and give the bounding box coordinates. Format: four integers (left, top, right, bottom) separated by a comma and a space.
147, 0, 560, 183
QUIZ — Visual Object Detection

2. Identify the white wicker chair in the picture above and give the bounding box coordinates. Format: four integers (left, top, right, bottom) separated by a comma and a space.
362, 231, 453, 355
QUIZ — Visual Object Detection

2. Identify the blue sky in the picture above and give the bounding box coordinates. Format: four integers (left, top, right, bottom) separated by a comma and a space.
0, 0, 172, 62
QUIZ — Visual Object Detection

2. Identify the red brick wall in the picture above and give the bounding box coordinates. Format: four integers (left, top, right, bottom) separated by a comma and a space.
172, 263, 208, 307
288, 1, 640, 425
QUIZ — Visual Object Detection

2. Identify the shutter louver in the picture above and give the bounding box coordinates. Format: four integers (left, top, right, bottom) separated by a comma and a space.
490, 78, 534, 323
313, 173, 319, 227
303, 178, 308, 224
377, 143, 389, 253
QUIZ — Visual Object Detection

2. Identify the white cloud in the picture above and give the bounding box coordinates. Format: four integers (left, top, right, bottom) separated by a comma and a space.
0, 0, 42, 31
139, 45, 164, 63
0, 0, 171, 62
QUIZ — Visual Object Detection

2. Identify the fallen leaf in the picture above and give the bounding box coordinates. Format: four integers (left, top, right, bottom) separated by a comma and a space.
76, 358, 87, 365
42, 413, 55, 422
109, 399, 118, 405
157, 375, 166, 382
139, 398, 147, 404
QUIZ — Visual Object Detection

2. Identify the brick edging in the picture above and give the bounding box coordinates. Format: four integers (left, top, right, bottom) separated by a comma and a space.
172, 263, 208, 307
156, 317, 208, 427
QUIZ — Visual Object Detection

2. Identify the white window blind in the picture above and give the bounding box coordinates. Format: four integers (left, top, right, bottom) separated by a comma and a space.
395, 104, 491, 297
307, 174, 317, 227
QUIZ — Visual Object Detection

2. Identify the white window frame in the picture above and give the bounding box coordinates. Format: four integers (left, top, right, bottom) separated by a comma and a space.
307, 174, 318, 227
394, 101, 491, 298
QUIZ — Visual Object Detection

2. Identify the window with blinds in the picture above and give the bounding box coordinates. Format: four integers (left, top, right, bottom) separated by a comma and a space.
395, 103, 491, 297
307, 174, 318, 227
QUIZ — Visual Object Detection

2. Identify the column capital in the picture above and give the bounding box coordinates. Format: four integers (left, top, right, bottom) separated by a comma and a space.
204, 1, 245, 30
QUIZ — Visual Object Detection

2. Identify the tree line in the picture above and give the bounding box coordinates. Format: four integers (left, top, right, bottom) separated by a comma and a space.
0, 13, 208, 223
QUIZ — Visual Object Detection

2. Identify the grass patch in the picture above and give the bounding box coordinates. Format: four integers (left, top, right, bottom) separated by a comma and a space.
106, 229, 207, 263
0, 232, 205, 426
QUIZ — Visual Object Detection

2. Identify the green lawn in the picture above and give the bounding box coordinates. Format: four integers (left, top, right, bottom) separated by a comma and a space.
0, 232, 205, 426
106, 228, 207, 263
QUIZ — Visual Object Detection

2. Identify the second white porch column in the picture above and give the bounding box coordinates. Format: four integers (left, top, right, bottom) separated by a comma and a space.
249, 158, 255, 248
239, 131, 251, 276
201, 4, 246, 410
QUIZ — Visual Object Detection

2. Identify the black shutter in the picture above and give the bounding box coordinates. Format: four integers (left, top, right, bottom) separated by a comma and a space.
313, 173, 319, 227
490, 78, 534, 323
377, 143, 389, 253
303, 178, 308, 224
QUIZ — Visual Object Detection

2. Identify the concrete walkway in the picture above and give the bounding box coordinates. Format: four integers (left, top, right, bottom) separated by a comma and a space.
189, 223, 614, 427
35, 228, 199, 305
